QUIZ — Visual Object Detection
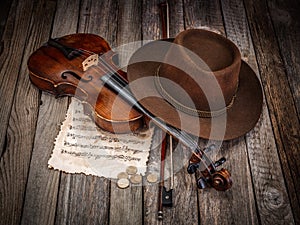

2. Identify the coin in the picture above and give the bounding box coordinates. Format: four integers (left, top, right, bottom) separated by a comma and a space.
117, 178, 130, 189
146, 173, 158, 183
126, 165, 138, 175
117, 172, 128, 179
130, 174, 142, 184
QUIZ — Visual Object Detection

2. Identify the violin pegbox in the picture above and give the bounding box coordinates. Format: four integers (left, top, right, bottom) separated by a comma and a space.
82, 54, 98, 71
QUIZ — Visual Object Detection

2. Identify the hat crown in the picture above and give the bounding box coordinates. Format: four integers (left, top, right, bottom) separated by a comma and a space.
157, 29, 241, 114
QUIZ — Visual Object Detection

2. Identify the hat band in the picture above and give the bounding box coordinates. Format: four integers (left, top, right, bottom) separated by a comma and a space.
154, 65, 238, 118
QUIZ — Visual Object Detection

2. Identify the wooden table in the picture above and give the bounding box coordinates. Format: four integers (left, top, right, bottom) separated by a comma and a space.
0, 0, 299, 224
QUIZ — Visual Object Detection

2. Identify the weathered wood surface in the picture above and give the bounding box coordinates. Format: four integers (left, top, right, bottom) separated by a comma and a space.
109, 1, 143, 225
0, 1, 57, 225
222, 1, 294, 225
0, 0, 299, 224
184, 1, 259, 224
244, 0, 300, 224
21, 1, 80, 225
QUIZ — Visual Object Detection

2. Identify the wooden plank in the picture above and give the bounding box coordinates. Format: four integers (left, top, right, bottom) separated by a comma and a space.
168, 0, 185, 36
149, 1, 200, 224
184, 0, 260, 224
20, 1, 81, 225
143, 127, 163, 225
244, 0, 300, 224
56, 174, 110, 225
222, 1, 294, 225
184, 0, 225, 35
142, 0, 161, 41
141, 2, 163, 224
54, 1, 116, 224
0, 0, 57, 224
0, 0, 12, 42
0, 0, 34, 156
21, 97, 68, 225
109, 1, 143, 225
115, 0, 142, 70
267, 0, 300, 116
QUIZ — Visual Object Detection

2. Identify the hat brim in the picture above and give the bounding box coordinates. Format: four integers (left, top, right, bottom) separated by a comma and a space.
127, 40, 263, 140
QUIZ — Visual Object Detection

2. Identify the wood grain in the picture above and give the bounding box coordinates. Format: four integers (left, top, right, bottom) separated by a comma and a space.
20, 1, 80, 225
109, 1, 143, 225
142, 0, 161, 41
0, 0, 34, 156
0, 0, 57, 224
244, 0, 300, 223
143, 127, 163, 225
54, 1, 116, 224
0, 0, 12, 41
222, 1, 294, 224
157, 1, 199, 224
267, 0, 300, 116
140, 2, 162, 224
184, 0, 260, 224
56, 174, 110, 225
184, 0, 225, 35
0, 0, 299, 224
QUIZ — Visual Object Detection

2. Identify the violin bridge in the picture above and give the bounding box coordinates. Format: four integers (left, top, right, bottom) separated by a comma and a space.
82, 54, 98, 71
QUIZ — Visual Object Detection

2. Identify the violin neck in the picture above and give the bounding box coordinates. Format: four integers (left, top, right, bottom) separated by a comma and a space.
47, 38, 83, 60
100, 73, 199, 152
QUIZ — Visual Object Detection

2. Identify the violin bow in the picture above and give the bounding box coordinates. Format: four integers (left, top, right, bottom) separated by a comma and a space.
100, 0, 232, 196
157, 1, 174, 220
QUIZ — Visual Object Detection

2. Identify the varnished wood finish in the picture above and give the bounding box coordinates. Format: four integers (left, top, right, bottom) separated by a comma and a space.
27, 34, 143, 134
0, 0, 299, 224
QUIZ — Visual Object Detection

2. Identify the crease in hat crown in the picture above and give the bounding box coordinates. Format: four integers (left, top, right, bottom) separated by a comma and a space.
155, 29, 241, 116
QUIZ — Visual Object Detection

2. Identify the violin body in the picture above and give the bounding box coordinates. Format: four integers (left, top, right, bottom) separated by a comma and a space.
28, 33, 144, 133
28, 33, 232, 192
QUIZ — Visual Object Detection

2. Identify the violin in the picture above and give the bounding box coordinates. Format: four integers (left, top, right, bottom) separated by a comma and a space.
28, 33, 144, 133
27, 18, 232, 193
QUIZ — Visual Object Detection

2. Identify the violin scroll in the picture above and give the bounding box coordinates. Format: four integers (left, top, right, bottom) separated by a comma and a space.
210, 168, 232, 191
196, 168, 232, 191
187, 144, 232, 192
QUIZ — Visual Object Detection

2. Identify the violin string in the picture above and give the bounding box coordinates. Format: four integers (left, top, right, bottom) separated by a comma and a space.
83, 48, 213, 173
48, 39, 215, 174
74, 47, 214, 173
98, 62, 213, 173
104, 72, 213, 173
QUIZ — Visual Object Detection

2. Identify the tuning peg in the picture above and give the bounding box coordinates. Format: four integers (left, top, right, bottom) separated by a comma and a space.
214, 157, 226, 168
197, 177, 209, 189
187, 162, 199, 174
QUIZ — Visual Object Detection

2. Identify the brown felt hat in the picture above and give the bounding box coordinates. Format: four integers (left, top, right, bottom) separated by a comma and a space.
127, 29, 263, 140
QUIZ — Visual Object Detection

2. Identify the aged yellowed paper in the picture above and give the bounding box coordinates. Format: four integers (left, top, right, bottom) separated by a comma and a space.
48, 98, 152, 179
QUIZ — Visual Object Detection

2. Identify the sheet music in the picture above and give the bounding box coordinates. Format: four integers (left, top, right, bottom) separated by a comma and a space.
48, 98, 153, 179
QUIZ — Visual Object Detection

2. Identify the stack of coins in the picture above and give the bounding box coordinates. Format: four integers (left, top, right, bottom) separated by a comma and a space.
116, 166, 160, 189
116, 165, 142, 189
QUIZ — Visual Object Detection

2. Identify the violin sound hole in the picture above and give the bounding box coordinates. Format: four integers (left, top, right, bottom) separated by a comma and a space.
61, 71, 93, 82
